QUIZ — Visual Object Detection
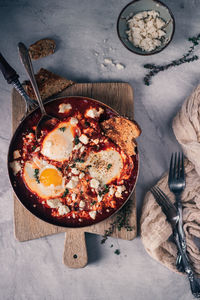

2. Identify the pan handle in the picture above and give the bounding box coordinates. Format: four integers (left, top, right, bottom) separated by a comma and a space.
0, 52, 19, 83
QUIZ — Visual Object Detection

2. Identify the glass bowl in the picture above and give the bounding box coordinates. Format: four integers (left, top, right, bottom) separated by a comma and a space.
117, 0, 175, 55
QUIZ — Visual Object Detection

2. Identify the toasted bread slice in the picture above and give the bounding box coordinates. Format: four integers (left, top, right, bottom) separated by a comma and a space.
29, 38, 56, 60
25, 68, 74, 100
101, 117, 141, 156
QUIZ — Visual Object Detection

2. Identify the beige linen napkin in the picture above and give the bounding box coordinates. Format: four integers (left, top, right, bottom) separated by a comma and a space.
141, 85, 200, 276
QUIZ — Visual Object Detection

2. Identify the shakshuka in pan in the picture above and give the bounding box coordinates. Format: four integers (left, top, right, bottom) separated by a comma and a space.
9, 97, 140, 227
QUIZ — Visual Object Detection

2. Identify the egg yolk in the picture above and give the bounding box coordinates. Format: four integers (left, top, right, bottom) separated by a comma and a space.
39, 169, 62, 187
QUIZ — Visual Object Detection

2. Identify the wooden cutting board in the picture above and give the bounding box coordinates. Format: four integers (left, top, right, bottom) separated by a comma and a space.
12, 82, 137, 268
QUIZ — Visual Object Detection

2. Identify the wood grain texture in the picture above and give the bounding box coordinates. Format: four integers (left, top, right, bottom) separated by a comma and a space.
12, 82, 137, 268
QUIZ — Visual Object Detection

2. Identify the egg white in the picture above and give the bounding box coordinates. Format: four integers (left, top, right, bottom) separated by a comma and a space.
41, 121, 76, 162
23, 160, 65, 199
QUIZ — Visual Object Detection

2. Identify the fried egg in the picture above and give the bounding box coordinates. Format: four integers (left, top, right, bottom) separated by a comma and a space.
23, 159, 65, 199
41, 121, 77, 162
83, 149, 123, 185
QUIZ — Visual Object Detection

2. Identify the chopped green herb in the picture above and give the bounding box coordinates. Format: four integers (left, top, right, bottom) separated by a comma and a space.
99, 184, 109, 196
61, 188, 69, 198
85, 121, 90, 127
59, 127, 66, 132
74, 136, 80, 145
80, 191, 83, 194
91, 201, 96, 205
66, 165, 69, 170
107, 164, 112, 170
101, 200, 134, 244
114, 249, 120, 255
87, 165, 92, 168
57, 167, 62, 171
75, 158, 85, 163
34, 169, 40, 183
72, 163, 76, 168
31, 145, 36, 151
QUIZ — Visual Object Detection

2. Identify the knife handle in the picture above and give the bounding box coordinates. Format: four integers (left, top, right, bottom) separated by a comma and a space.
173, 230, 200, 298
0, 52, 19, 83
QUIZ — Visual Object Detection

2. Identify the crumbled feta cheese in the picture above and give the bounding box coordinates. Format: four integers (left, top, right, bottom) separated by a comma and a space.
126, 10, 166, 52
116, 63, 125, 70
97, 195, 103, 202
66, 179, 78, 189
79, 172, 85, 179
13, 150, 21, 159
90, 178, 100, 189
109, 186, 115, 196
80, 146, 85, 153
79, 134, 89, 145
104, 58, 114, 65
10, 161, 21, 175
47, 198, 62, 208
89, 211, 97, 220
59, 103, 72, 113
115, 185, 126, 198
73, 143, 82, 150
71, 168, 80, 175
86, 107, 104, 118
70, 117, 78, 125
71, 176, 79, 182
26, 133, 34, 140
92, 139, 99, 145
71, 193, 76, 201
79, 200, 85, 208
58, 205, 70, 215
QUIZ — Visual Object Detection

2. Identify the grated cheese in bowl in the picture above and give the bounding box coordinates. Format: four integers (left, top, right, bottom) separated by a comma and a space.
126, 10, 166, 52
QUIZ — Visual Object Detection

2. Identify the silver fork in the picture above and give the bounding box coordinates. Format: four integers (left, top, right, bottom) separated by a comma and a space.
151, 186, 200, 298
168, 153, 186, 255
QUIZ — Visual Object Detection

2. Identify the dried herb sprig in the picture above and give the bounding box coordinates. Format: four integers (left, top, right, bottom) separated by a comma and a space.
101, 200, 133, 244
144, 33, 200, 86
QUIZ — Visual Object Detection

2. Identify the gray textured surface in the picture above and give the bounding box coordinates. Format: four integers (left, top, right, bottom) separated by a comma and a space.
0, 0, 199, 299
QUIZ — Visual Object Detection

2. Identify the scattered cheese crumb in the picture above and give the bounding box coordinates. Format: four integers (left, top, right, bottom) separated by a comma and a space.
13, 150, 21, 159
73, 143, 82, 150
79, 134, 88, 145
66, 179, 78, 189
115, 185, 126, 198
10, 161, 21, 175
71, 168, 80, 175
97, 195, 103, 202
86, 107, 104, 118
79, 200, 85, 208
71, 193, 76, 201
58, 205, 70, 215
59, 103, 72, 113
47, 198, 62, 208
89, 211, 97, 220
80, 146, 85, 153
70, 117, 78, 125
104, 58, 114, 65
79, 172, 85, 179
116, 63, 125, 70
90, 178, 100, 189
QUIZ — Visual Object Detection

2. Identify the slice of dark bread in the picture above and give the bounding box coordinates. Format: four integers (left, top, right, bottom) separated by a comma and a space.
101, 117, 141, 156
29, 38, 56, 60
25, 68, 74, 100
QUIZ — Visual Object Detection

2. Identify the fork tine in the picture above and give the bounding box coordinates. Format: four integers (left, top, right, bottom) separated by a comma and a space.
151, 187, 170, 214
180, 152, 185, 180
156, 187, 175, 210
169, 153, 174, 182
177, 152, 181, 179
174, 152, 177, 179
151, 188, 167, 214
